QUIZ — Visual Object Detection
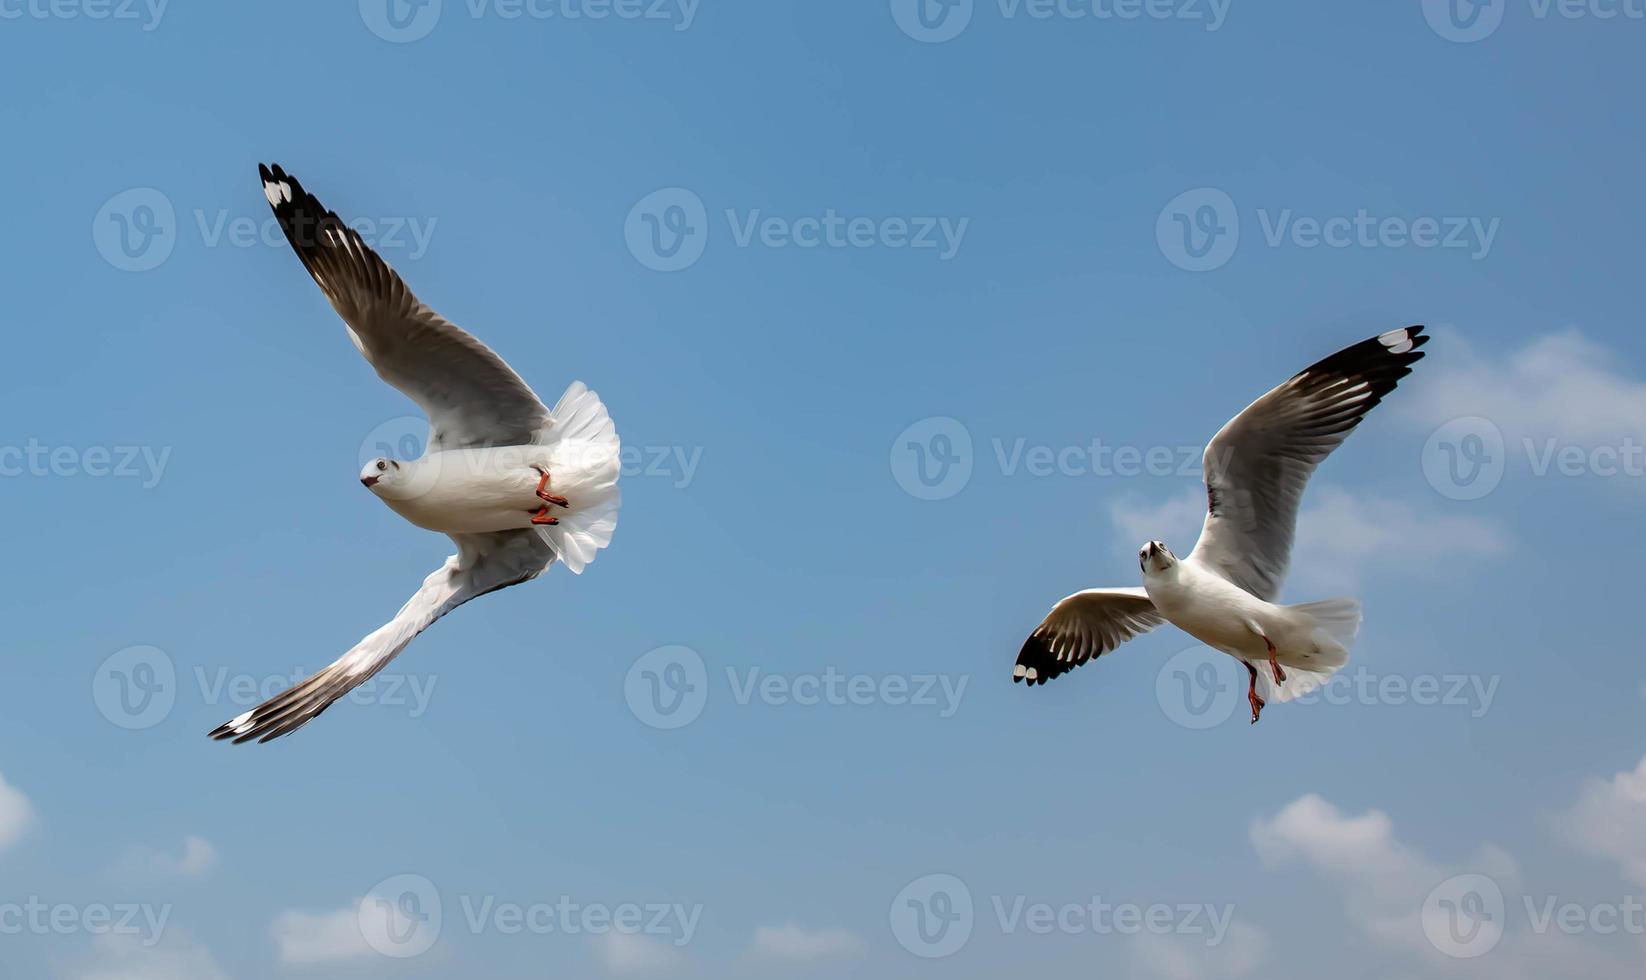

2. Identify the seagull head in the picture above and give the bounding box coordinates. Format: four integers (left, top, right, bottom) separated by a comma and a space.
1139, 540, 1177, 576
359, 457, 402, 493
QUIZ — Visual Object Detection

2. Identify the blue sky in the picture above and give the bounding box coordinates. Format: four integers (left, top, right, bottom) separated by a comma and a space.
3, 1, 1646, 977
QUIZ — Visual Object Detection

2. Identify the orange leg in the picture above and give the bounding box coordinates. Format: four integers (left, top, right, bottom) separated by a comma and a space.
532, 467, 570, 508
530, 505, 560, 526
1264, 635, 1286, 685
1245, 662, 1266, 725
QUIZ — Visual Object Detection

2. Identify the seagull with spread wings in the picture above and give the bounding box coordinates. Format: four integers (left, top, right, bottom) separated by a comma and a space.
209, 164, 620, 744
1013, 326, 1428, 723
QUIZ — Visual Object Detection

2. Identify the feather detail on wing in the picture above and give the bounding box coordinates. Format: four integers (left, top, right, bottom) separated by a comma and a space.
1188, 325, 1428, 600
208, 531, 554, 744
1014, 588, 1164, 687
259, 163, 549, 450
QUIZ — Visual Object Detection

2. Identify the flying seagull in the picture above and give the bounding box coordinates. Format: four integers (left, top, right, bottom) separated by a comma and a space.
1012, 326, 1428, 723
209, 164, 621, 744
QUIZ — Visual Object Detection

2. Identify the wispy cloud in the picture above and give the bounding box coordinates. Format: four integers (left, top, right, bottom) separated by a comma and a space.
1551, 754, 1646, 887
745, 923, 865, 962
0, 770, 34, 852
120, 836, 218, 879
61, 932, 228, 980
1131, 921, 1267, 980
1110, 486, 1507, 595
272, 904, 371, 964
1401, 327, 1646, 446
595, 930, 687, 977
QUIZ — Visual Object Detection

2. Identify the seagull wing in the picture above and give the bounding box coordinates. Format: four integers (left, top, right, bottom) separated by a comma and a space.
208, 531, 554, 744
1187, 325, 1429, 600
1014, 588, 1165, 686
259, 163, 549, 451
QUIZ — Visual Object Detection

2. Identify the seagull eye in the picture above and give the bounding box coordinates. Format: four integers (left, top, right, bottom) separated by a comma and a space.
377, 461, 387, 472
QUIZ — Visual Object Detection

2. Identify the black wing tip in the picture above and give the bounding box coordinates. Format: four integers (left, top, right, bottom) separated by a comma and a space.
1012, 630, 1073, 688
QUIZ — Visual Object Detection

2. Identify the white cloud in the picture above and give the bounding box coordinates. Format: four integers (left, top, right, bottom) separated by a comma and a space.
1251, 793, 1646, 979
1552, 754, 1646, 887
1293, 487, 1508, 594
745, 923, 865, 962
595, 931, 686, 977
1131, 921, 1267, 980
272, 904, 371, 964
1110, 486, 1507, 596
0, 771, 34, 851
1401, 327, 1646, 447
59, 932, 227, 980
122, 836, 218, 879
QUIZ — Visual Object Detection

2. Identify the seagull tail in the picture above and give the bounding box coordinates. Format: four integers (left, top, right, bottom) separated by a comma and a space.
1258, 598, 1361, 703
532, 381, 621, 575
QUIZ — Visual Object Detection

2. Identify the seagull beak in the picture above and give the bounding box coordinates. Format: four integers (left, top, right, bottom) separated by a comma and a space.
361, 476, 379, 488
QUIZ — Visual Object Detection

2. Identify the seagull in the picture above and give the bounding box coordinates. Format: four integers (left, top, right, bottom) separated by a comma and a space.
209, 164, 621, 744
1012, 326, 1428, 723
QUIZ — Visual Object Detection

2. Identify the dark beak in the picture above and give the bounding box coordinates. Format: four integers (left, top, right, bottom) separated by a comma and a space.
361, 476, 379, 488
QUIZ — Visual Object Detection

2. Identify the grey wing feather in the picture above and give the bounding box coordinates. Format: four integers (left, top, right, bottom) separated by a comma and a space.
207, 530, 555, 744
1013, 588, 1164, 687
259, 163, 549, 450
1188, 325, 1428, 600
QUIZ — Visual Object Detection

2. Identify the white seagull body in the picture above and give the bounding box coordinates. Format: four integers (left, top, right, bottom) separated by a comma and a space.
210, 164, 619, 744
1013, 326, 1428, 723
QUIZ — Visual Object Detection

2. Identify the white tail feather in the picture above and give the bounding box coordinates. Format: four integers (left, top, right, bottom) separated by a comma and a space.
1257, 598, 1362, 703
532, 381, 620, 575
